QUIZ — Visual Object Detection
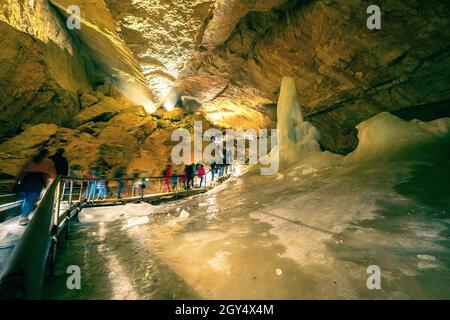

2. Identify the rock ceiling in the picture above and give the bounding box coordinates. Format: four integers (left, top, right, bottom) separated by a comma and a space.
1, 0, 450, 157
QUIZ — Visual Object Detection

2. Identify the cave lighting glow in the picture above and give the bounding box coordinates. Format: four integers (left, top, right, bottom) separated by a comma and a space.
141, 98, 157, 113
162, 87, 179, 112
117, 79, 157, 113
201, 99, 269, 129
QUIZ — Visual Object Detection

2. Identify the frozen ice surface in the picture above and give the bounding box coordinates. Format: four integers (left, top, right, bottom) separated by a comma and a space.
179, 209, 190, 219
125, 216, 150, 228
207, 251, 231, 274
43, 111, 450, 299
0, 217, 26, 272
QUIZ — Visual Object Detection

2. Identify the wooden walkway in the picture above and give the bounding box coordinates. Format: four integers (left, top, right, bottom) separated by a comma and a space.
0, 187, 209, 273
85, 188, 208, 207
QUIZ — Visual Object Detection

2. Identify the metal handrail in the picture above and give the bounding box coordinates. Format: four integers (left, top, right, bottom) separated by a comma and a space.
0, 200, 22, 212
0, 163, 236, 299
0, 177, 60, 299
0, 194, 15, 199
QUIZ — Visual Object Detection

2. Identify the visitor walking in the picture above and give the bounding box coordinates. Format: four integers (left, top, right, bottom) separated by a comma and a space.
211, 161, 217, 181
132, 171, 140, 197
163, 165, 172, 192
13, 149, 57, 226
179, 174, 187, 190
218, 163, 224, 177
96, 178, 107, 200
184, 164, 194, 190
141, 176, 147, 199
49, 148, 69, 176
197, 164, 205, 188
172, 171, 178, 192
88, 168, 98, 200
115, 166, 125, 199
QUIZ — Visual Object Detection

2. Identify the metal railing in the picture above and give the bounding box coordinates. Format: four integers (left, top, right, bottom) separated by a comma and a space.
0, 164, 235, 299
0, 185, 22, 223
0, 177, 61, 299
57, 172, 214, 205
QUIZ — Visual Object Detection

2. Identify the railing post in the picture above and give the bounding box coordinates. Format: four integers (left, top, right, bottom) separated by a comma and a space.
78, 181, 84, 203
54, 180, 62, 229
61, 180, 66, 202
49, 179, 62, 277
68, 180, 74, 208
65, 179, 74, 241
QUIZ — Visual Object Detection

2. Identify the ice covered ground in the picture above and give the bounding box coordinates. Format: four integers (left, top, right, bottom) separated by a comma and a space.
0, 216, 25, 271
43, 111, 450, 299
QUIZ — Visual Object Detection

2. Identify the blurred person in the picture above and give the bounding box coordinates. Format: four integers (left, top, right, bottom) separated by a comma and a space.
13, 149, 57, 226
163, 164, 172, 192
184, 164, 194, 190
88, 168, 98, 200
49, 148, 69, 176
132, 171, 140, 197
197, 164, 205, 188
172, 171, 178, 192
96, 178, 107, 200
105, 180, 114, 198
179, 174, 187, 190
115, 166, 126, 199
141, 176, 147, 199
210, 161, 217, 181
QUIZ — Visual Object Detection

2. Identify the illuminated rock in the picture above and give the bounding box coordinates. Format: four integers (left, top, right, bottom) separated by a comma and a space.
73, 97, 126, 126
162, 108, 185, 121
80, 94, 100, 109
0, 0, 449, 180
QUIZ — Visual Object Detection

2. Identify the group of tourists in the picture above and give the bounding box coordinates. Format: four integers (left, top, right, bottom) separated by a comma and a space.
162, 163, 206, 192
88, 162, 210, 202
12, 146, 233, 226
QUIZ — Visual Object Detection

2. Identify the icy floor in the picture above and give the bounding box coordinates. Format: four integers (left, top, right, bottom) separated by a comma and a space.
0, 216, 25, 271
43, 114, 450, 299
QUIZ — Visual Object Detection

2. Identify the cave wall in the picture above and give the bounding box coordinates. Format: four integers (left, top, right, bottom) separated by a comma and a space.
178, 0, 450, 153
1, 0, 450, 179
0, 0, 92, 138
0, 0, 213, 178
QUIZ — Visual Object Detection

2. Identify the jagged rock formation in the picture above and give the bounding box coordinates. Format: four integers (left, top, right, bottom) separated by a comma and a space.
178, 0, 450, 152
1, 0, 450, 178
0, 18, 85, 138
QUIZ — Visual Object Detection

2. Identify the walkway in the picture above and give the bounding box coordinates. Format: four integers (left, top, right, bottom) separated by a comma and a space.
0, 169, 233, 289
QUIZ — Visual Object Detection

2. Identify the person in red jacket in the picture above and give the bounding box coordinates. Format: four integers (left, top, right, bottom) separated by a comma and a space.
197, 164, 206, 188
14, 149, 57, 226
163, 164, 173, 192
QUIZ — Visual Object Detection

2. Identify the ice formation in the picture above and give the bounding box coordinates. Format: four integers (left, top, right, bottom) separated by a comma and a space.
276, 77, 321, 167
179, 209, 190, 219
345, 111, 450, 164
